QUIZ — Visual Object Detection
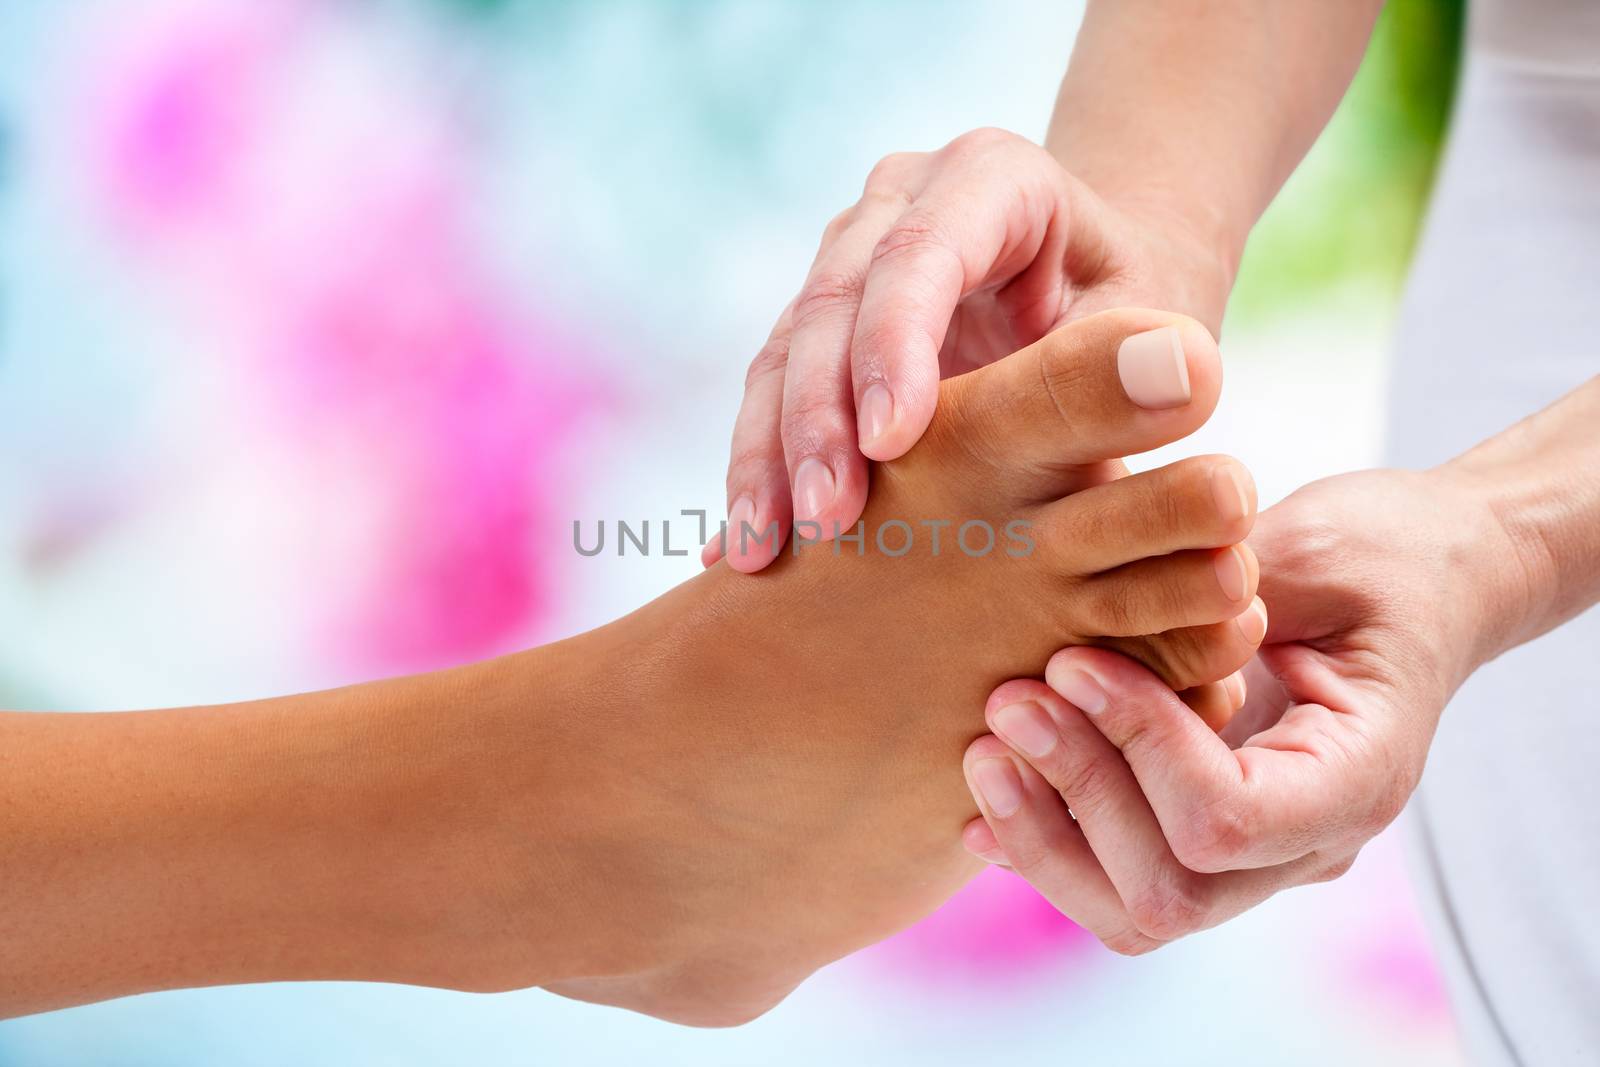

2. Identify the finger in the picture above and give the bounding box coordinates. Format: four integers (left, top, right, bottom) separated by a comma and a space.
952, 309, 1223, 502
1108, 597, 1268, 692
959, 816, 1010, 866
962, 733, 1159, 955
780, 196, 910, 543
1045, 646, 1359, 873
984, 681, 1325, 941
1074, 544, 1260, 638
1035, 456, 1257, 575
984, 685, 1219, 942
700, 532, 725, 568
849, 131, 1077, 461
721, 306, 798, 572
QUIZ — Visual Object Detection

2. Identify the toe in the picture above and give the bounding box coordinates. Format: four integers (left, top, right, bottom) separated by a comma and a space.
945, 308, 1222, 501
1032, 455, 1257, 575
1108, 598, 1267, 692
1069, 545, 1260, 639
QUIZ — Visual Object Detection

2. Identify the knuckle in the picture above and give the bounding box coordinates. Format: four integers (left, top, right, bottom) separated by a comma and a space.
1048, 750, 1119, 812
945, 125, 1018, 157
820, 207, 855, 244
1128, 876, 1212, 941
780, 391, 852, 459
1171, 799, 1252, 873
726, 438, 782, 484
864, 151, 919, 192
1368, 779, 1411, 832
870, 214, 954, 268
1342, 725, 1419, 835
792, 267, 867, 329
744, 340, 790, 390
1313, 854, 1358, 884
1102, 927, 1159, 957
990, 832, 1051, 875
850, 316, 916, 372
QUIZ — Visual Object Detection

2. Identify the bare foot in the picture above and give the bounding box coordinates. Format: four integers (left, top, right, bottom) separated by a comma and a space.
487, 309, 1264, 1022
0, 313, 1263, 1023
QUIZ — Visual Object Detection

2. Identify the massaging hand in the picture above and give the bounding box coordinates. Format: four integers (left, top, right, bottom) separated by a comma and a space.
959, 467, 1527, 952
702, 128, 1231, 572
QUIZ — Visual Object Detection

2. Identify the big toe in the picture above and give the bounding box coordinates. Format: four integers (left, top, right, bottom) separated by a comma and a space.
932, 308, 1222, 503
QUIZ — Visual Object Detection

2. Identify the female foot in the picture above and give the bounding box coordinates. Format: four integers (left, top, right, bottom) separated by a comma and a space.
516, 309, 1265, 1021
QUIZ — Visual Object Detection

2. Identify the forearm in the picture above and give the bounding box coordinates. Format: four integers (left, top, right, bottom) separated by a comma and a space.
1441, 375, 1600, 662
0, 651, 595, 1017
1048, 0, 1383, 277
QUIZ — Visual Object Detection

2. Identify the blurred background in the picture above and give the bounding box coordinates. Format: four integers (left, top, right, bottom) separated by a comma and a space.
0, 1, 1465, 1063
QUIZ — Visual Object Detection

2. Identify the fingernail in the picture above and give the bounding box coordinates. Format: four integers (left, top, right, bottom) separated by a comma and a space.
700, 531, 724, 567
1211, 464, 1251, 526
992, 700, 1058, 759
1223, 671, 1246, 708
971, 758, 1024, 818
1214, 545, 1249, 602
726, 496, 756, 554
1051, 668, 1107, 715
1237, 596, 1268, 645
973, 845, 1008, 866
1117, 325, 1191, 410
858, 384, 895, 450
793, 458, 836, 523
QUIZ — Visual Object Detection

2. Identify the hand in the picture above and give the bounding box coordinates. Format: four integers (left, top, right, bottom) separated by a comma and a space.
705, 127, 1234, 572
958, 466, 1527, 952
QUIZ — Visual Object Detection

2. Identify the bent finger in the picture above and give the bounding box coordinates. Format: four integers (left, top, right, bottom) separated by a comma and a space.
963, 733, 1159, 955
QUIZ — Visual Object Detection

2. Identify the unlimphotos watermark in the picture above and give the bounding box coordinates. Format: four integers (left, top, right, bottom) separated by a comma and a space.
572, 510, 1033, 559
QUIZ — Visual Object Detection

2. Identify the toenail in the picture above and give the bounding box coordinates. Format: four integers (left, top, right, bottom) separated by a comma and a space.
1211, 464, 1251, 526
971, 758, 1024, 818
1237, 596, 1269, 645
793, 458, 836, 523
1214, 545, 1250, 602
1049, 668, 1108, 716
993, 701, 1058, 759
858, 384, 895, 450
1117, 326, 1191, 410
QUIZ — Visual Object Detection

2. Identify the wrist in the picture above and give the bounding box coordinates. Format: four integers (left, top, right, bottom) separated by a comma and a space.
1426, 458, 1552, 671
1099, 191, 1241, 334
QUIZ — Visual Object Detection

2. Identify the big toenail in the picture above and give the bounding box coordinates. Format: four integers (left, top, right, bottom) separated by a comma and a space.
1117, 326, 1191, 410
